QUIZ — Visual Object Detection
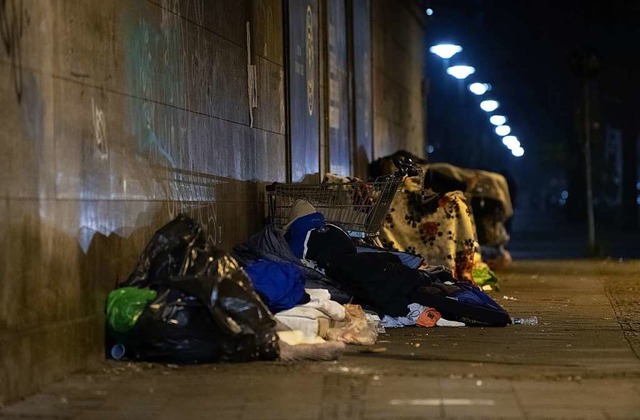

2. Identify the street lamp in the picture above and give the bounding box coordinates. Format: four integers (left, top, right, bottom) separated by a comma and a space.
502, 135, 520, 149
490, 115, 507, 126
480, 100, 499, 112
446, 65, 475, 80
429, 44, 462, 59
468, 82, 491, 95
495, 125, 511, 136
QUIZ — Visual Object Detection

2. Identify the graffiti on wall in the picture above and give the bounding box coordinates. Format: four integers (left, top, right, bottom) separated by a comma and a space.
125, 0, 223, 245
165, 169, 222, 245
0, 0, 26, 101
91, 97, 109, 160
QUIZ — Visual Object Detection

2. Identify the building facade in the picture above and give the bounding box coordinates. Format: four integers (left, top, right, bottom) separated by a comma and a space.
0, 0, 428, 403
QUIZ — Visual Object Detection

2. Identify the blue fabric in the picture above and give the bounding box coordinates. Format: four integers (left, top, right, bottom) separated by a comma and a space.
356, 246, 424, 269
284, 212, 325, 258
244, 260, 306, 313
231, 225, 353, 304
453, 282, 506, 313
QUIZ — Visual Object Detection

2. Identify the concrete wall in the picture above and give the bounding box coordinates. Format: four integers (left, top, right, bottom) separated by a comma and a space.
0, 0, 285, 404
372, 0, 427, 160
0, 0, 428, 404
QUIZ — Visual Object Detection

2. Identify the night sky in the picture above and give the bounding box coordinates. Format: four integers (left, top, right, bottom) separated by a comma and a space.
424, 0, 640, 220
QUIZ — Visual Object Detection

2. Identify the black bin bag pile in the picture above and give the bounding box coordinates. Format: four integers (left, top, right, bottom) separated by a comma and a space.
105, 214, 279, 363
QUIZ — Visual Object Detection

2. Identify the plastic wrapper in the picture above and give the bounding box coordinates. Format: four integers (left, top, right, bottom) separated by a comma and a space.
326, 304, 378, 346
107, 214, 279, 363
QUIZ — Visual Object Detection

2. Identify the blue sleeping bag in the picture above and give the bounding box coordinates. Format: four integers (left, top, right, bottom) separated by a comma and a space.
244, 260, 307, 313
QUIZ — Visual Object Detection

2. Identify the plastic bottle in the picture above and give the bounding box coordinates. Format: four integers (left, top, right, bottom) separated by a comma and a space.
110, 343, 126, 360
511, 316, 538, 325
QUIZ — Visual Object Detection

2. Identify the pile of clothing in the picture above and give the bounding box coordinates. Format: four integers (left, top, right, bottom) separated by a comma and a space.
105, 192, 512, 365
235, 199, 511, 330
105, 215, 348, 364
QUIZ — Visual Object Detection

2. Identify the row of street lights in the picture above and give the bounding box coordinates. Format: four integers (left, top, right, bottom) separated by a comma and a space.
429, 44, 525, 158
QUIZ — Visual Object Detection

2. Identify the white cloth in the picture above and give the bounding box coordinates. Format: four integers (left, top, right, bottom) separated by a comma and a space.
304, 288, 346, 320
277, 330, 326, 345
381, 303, 466, 328
275, 307, 330, 336
436, 318, 465, 327
275, 288, 345, 337
381, 303, 427, 328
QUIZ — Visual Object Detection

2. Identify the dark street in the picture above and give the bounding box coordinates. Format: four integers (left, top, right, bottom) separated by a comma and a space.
509, 210, 640, 260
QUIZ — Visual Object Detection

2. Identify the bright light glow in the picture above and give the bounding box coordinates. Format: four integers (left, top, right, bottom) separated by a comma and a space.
426, 8, 434, 16
429, 44, 462, 59
480, 100, 499, 112
511, 147, 525, 157
446, 65, 475, 80
468, 83, 490, 95
490, 115, 507, 126
427, 145, 435, 154
502, 136, 520, 149
561, 190, 569, 199
495, 125, 511, 136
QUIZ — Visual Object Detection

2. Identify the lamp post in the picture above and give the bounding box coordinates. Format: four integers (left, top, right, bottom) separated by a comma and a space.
429, 44, 462, 73
468, 82, 491, 95
511, 147, 525, 157
429, 44, 462, 60
480, 100, 499, 112
490, 115, 507, 126
502, 135, 524, 157
495, 125, 511, 136
446, 65, 475, 80
502, 135, 520, 149
446, 65, 475, 97
571, 48, 599, 255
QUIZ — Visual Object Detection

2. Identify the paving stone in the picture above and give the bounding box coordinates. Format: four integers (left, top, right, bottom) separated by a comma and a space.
524, 407, 607, 419
2, 260, 640, 419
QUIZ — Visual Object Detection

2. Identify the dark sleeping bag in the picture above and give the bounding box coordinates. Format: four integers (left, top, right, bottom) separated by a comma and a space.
325, 252, 430, 317
326, 252, 510, 325
410, 281, 511, 326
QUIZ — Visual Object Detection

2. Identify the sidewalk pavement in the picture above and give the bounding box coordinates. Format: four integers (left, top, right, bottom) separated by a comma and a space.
2, 259, 640, 419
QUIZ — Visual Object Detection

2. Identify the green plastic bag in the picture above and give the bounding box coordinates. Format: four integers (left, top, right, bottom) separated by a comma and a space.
107, 287, 157, 333
472, 267, 499, 289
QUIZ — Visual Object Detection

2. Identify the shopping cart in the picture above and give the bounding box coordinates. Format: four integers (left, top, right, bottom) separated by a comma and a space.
266, 156, 422, 238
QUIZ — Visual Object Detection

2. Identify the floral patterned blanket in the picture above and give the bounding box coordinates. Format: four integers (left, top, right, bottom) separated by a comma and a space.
378, 174, 479, 283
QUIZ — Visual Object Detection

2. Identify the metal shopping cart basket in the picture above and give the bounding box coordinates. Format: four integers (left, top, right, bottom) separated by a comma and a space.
266, 156, 422, 238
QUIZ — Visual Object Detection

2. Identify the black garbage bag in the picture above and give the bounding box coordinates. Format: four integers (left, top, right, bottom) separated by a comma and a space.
109, 287, 225, 363
108, 214, 279, 363
124, 214, 203, 288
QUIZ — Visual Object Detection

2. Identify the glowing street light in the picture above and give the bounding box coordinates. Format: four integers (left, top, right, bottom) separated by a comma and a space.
502, 135, 520, 149
512, 147, 525, 157
429, 44, 462, 59
468, 82, 491, 95
490, 115, 507, 126
480, 100, 499, 112
446, 65, 475, 80
495, 125, 511, 136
